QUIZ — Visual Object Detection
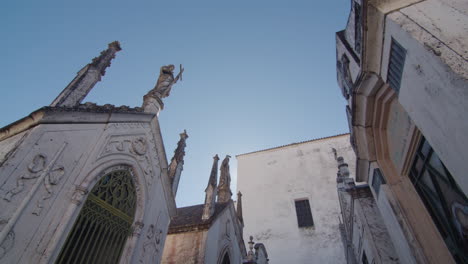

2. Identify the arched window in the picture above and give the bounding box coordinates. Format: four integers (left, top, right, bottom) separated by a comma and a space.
221, 252, 231, 264
56, 167, 136, 263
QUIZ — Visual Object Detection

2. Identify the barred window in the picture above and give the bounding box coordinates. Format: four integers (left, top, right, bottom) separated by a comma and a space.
410, 137, 468, 262
387, 38, 406, 93
372, 168, 386, 197
295, 199, 314, 227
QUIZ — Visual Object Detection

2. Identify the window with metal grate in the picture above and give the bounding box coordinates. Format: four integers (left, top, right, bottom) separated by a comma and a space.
295, 199, 314, 227
387, 38, 406, 93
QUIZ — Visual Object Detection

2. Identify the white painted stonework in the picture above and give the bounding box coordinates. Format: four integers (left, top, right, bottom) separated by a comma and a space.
237, 134, 355, 264
0, 109, 176, 263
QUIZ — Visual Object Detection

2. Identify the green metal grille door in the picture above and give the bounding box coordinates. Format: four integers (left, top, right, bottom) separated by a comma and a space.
56, 169, 136, 264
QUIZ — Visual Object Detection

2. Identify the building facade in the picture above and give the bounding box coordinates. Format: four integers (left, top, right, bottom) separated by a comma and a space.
336, 152, 398, 264
336, 0, 468, 263
0, 42, 184, 263
162, 155, 247, 264
237, 134, 355, 264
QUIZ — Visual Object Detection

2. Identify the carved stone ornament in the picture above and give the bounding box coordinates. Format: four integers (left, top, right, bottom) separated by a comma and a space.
139, 211, 163, 263
3, 154, 47, 202
33, 165, 65, 215
132, 137, 148, 156
71, 186, 88, 205
139, 224, 163, 263
132, 221, 145, 237
0, 230, 14, 260
99, 134, 157, 185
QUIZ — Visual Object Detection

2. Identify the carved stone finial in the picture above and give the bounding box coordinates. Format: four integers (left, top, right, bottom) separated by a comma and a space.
202, 154, 219, 220
217, 155, 232, 203
247, 236, 255, 261
50, 41, 121, 107
336, 154, 350, 178
168, 130, 189, 197
237, 191, 244, 224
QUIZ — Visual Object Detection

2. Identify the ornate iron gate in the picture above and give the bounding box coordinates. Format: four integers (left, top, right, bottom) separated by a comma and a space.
56, 168, 136, 264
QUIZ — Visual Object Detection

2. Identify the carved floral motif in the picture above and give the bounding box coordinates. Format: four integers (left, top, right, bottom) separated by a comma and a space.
33, 166, 65, 216
3, 154, 64, 205
139, 212, 163, 263
99, 134, 158, 185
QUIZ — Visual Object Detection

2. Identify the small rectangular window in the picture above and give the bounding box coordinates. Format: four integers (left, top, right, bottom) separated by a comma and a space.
295, 199, 314, 227
372, 168, 386, 196
387, 38, 406, 93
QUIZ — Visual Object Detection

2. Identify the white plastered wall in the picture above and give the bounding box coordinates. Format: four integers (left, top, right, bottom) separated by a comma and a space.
237, 135, 355, 264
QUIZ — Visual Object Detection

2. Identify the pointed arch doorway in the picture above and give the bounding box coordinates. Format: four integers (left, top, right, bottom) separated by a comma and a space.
56, 167, 137, 263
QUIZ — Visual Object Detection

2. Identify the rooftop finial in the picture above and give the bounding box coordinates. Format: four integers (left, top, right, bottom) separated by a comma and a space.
168, 129, 189, 196
50, 41, 122, 107
237, 191, 244, 224
218, 155, 232, 203
202, 154, 220, 220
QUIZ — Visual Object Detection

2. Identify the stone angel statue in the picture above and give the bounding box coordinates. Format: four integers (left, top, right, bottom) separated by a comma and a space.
150, 64, 184, 98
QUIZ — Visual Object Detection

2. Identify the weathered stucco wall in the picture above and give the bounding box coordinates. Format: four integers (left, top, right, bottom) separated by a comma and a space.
353, 196, 399, 264
237, 134, 355, 264
382, 6, 468, 194
162, 231, 208, 264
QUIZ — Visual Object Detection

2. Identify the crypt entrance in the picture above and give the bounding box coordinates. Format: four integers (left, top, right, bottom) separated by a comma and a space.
56, 167, 136, 263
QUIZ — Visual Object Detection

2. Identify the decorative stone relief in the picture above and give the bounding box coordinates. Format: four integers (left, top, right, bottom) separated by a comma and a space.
0, 230, 14, 260
99, 134, 158, 185
3, 154, 48, 202
139, 224, 163, 263
32, 166, 65, 216
132, 221, 145, 237
139, 213, 163, 263
132, 137, 148, 155
71, 186, 88, 205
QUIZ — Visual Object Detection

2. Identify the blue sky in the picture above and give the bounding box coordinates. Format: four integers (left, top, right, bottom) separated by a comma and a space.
0, 1, 350, 207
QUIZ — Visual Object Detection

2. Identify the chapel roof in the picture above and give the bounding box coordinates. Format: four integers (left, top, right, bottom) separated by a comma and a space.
168, 202, 230, 234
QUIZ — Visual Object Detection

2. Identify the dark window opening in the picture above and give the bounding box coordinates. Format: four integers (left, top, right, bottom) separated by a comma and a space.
410, 137, 468, 263
295, 199, 314, 227
372, 168, 386, 197
387, 38, 406, 93
221, 252, 230, 264
362, 251, 369, 264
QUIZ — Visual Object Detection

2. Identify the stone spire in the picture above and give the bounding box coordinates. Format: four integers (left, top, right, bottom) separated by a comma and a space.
217, 155, 232, 203
168, 130, 189, 197
237, 191, 244, 224
202, 155, 219, 221
333, 148, 354, 189
50, 41, 121, 107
